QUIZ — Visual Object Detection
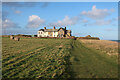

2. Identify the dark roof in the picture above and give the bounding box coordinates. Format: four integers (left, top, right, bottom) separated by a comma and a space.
38, 27, 71, 32
58, 28, 65, 31
44, 29, 58, 32
39, 29, 44, 31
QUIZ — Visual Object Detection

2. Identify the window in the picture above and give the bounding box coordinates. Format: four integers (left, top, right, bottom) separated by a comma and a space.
39, 32, 40, 34
41, 32, 42, 34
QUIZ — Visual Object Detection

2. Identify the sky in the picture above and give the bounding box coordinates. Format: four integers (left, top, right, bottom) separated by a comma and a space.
1, 2, 118, 40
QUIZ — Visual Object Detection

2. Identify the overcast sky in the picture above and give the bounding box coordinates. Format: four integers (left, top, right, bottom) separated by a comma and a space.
2, 2, 118, 40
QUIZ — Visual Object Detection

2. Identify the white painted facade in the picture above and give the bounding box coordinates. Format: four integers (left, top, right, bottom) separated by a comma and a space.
53, 32, 58, 37
37, 31, 47, 37
37, 31, 58, 37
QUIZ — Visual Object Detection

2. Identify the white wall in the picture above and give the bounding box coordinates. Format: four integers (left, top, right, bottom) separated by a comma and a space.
37, 31, 58, 37
44, 32, 48, 37
54, 32, 58, 37
37, 31, 44, 37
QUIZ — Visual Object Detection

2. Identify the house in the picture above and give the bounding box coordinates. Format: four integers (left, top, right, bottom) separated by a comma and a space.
37, 26, 71, 37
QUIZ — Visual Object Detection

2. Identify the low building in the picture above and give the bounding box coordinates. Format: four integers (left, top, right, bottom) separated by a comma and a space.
37, 26, 71, 37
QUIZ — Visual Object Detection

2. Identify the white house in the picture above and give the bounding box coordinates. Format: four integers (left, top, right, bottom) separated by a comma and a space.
37, 26, 71, 37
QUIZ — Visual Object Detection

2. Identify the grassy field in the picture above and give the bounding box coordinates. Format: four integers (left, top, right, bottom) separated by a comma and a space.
70, 40, 118, 78
80, 39, 118, 56
2, 37, 118, 78
2, 37, 73, 78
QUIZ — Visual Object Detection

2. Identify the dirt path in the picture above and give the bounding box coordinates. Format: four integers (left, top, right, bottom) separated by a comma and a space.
69, 40, 118, 78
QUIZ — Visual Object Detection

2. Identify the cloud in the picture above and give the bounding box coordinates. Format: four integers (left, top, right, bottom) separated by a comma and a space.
2, 19, 20, 28
3, 2, 36, 8
49, 16, 79, 26
11, 8, 22, 14
81, 5, 114, 20
14, 10, 21, 14
80, 5, 116, 26
104, 28, 114, 31
84, 19, 116, 26
92, 19, 113, 26
3, 2, 36, 15
82, 18, 117, 27
27, 15, 45, 28
1, 11, 20, 29
82, 19, 88, 23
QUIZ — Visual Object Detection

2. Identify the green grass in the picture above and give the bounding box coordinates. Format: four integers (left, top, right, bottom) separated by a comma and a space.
69, 40, 118, 78
2, 37, 73, 78
2, 37, 118, 78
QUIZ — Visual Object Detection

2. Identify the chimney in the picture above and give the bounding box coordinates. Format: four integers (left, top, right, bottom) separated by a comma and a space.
65, 27, 66, 34
53, 26, 55, 29
44, 27, 46, 30
65, 27, 66, 30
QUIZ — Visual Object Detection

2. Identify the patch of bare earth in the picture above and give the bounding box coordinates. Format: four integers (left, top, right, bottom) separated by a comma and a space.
80, 39, 118, 56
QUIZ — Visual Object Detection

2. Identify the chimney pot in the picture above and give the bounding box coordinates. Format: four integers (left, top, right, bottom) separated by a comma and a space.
44, 27, 46, 30
53, 26, 55, 29
65, 27, 66, 30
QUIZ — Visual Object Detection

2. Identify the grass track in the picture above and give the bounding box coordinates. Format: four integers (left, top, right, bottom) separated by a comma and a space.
69, 40, 118, 78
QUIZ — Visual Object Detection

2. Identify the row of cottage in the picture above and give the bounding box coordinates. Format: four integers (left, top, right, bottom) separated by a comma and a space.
37, 27, 71, 38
